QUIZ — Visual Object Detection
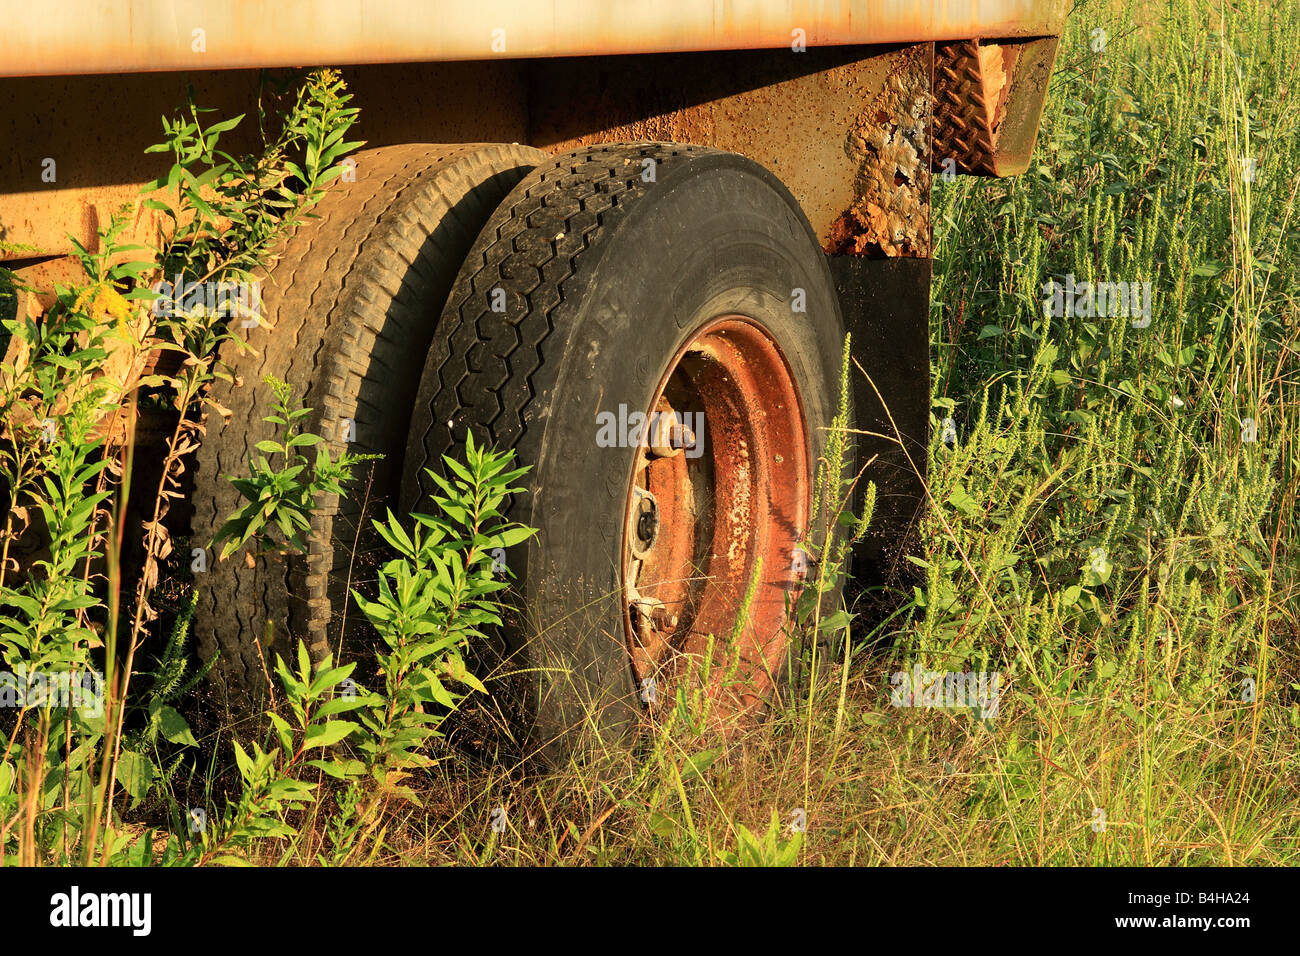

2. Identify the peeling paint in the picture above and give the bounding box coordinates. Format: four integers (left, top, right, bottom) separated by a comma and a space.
826, 53, 932, 257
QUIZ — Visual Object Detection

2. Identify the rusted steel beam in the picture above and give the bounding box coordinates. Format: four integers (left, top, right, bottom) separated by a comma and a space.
0, 1, 1069, 78
531, 44, 931, 257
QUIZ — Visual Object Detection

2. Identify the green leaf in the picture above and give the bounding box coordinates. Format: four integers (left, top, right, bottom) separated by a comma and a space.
303, 720, 359, 750
946, 484, 982, 518
817, 610, 855, 633
115, 750, 155, 800
680, 747, 721, 782
204, 114, 245, 136
268, 713, 294, 754
156, 705, 198, 747
648, 811, 679, 839
296, 640, 312, 685
489, 525, 536, 549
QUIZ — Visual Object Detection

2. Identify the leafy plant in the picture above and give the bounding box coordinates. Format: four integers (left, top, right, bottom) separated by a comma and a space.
177, 641, 366, 866
0, 68, 363, 865
793, 333, 876, 657
212, 375, 379, 562
352, 433, 534, 801
715, 810, 804, 867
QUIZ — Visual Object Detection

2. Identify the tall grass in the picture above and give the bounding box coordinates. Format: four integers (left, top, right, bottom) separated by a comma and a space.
920, 0, 1298, 862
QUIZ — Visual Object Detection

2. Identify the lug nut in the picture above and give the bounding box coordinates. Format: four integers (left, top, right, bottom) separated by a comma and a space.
650, 606, 678, 630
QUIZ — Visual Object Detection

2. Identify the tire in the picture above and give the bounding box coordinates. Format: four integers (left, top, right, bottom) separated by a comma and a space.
190, 142, 548, 716
404, 143, 848, 764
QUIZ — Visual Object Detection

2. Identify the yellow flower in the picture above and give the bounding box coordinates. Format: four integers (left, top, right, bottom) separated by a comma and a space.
73, 282, 137, 339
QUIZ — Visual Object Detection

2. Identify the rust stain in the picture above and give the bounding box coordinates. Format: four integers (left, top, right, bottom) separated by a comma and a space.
825, 50, 931, 257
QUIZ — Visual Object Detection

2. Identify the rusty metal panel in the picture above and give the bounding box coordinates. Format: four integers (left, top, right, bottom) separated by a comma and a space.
932, 34, 1059, 177
0, 1, 1068, 78
531, 44, 931, 257
0, 62, 527, 259
984, 35, 1060, 176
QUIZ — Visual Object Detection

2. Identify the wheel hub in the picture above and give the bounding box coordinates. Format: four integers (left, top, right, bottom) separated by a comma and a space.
621, 316, 810, 720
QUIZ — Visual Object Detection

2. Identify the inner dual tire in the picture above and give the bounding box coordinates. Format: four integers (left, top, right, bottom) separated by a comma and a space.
188, 143, 548, 717
402, 144, 848, 764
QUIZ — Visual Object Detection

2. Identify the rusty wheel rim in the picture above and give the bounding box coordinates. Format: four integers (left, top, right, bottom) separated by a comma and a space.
621, 316, 810, 719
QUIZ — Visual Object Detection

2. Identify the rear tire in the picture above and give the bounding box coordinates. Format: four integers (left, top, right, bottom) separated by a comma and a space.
189, 142, 548, 717
404, 144, 848, 764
